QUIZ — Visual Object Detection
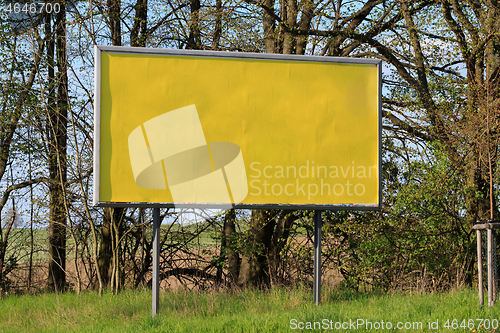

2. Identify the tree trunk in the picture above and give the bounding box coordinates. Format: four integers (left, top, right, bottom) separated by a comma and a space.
97, 0, 126, 290
237, 210, 276, 287
131, 0, 148, 47
107, 0, 121, 46
211, 0, 222, 50
98, 207, 113, 286
187, 0, 201, 49
269, 210, 296, 284
217, 209, 240, 284
0, 213, 16, 290
47, 2, 68, 292
282, 0, 297, 54
262, 0, 276, 53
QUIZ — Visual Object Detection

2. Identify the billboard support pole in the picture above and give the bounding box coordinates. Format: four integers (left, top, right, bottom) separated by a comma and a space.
472, 221, 500, 307
314, 210, 322, 305
488, 228, 493, 307
152, 208, 160, 316
477, 229, 483, 306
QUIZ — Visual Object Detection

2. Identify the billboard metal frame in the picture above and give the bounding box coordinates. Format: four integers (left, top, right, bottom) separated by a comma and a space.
93, 45, 382, 211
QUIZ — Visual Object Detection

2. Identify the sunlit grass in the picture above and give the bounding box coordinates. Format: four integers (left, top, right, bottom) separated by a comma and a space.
1, 286, 499, 332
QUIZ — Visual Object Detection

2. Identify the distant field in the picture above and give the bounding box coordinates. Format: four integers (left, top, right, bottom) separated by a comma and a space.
1, 287, 499, 332
2, 221, 220, 265
1, 222, 232, 291
2, 228, 49, 263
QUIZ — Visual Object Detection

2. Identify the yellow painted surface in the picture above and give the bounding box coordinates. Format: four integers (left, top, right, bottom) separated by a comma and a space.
98, 52, 379, 206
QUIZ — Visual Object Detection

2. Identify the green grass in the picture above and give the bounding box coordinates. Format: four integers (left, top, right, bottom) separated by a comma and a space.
1, 287, 500, 332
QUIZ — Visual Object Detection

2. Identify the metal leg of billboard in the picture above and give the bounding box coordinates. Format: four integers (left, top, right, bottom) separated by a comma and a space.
152, 208, 160, 316
314, 210, 322, 306
477, 229, 483, 307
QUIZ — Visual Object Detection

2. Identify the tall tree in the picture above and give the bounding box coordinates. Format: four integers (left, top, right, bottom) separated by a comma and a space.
47, 0, 69, 291
97, 0, 127, 292
372, 0, 500, 226
236, 0, 398, 288
0, 18, 46, 291
187, 0, 201, 49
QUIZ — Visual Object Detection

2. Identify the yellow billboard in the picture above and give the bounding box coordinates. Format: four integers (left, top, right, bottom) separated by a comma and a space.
94, 46, 381, 209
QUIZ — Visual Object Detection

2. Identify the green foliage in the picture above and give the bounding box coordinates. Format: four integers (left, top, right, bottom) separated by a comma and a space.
322, 143, 473, 292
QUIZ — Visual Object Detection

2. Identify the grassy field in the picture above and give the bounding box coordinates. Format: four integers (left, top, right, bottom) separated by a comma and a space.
2, 221, 219, 267
1, 286, 500, 332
